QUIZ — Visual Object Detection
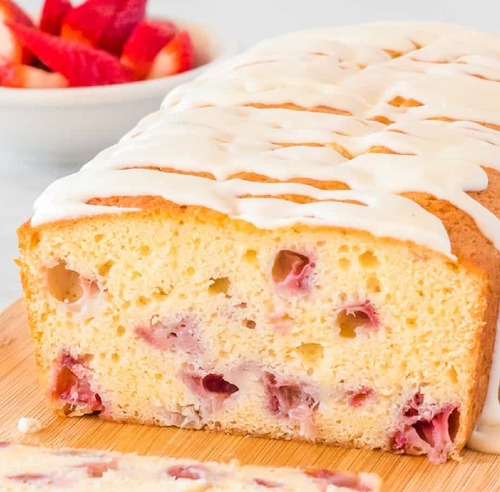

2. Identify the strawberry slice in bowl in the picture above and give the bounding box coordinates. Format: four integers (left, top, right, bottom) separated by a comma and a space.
6, 22, 134, 87
60, 0, 121, 47
121, 19, 176, 80
98, 0, 147, 56
0, 60, 68, 88
147, 30, 194, 79
0, 0, 34, 64
40, 0, 73, 36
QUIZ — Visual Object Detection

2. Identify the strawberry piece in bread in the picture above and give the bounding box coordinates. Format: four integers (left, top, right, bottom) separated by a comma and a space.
98, 0, 146, 56
40, 0, 72, 36
60, 0, 120, 47
147, 30, 194, 79
0, 0, 34, 64
0, 60, 68, 88
7, 22, 134, 86
121, 19, 176, 79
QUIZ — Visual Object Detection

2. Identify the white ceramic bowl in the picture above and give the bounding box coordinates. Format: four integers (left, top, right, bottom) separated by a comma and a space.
0, 20, 237, 169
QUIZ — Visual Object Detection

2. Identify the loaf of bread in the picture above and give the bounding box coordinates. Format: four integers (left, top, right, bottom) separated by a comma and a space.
0, 443, 381, 491
17, 21, 500, 464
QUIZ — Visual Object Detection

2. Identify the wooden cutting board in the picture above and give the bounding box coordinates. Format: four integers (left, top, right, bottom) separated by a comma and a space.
0, 300, 498, 492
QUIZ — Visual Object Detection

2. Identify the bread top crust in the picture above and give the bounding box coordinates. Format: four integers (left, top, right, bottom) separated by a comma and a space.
31, 22, 500, 261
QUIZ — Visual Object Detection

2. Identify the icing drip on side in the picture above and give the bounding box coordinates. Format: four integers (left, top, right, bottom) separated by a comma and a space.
32, 169, 453, 257
467, 304, 500, 454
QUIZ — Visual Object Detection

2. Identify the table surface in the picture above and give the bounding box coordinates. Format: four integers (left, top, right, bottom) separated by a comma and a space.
1, 0, 497, 310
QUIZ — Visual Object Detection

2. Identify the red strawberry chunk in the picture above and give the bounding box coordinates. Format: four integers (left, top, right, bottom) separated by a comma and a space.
167, 464, 207, 480
336, 300, 379, 338
147, 30, 194, 79
0, 60, 68, 88
52, 352, 104, 415
346, 386, 374, 407
61, 0, 120, 46
40, 0, 72, 35
79, 459, 118, 478
183, 372, 239, 414
264, 373, 318, 437
254, 478, 283, 488
0, 0, 35, 64
306, 470, 375, 492
201, 373, 239, 394
121, 19, 176, 79
7, 474, 56, 485
272, 250, 314, 293
98, 0, 146, 56
135, 314, 202, 355
391, 392, 459, 464
7, 22, 134, 87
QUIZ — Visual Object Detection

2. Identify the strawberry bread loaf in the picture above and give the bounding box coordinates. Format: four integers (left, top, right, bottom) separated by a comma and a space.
17, 21, 500, 463
0, 443, 381, 491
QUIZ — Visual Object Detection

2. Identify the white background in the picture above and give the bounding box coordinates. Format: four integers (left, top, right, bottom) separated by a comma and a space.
0, 0, 497, 310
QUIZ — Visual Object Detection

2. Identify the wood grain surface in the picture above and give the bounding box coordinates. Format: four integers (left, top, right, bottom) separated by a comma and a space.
0, 299, 498, 491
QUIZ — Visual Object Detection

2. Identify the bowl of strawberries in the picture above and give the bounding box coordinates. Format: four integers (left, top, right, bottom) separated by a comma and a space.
0, 0, 237, 168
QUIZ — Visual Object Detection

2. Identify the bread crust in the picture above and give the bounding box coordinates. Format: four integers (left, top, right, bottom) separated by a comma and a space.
16, 23, 500, 459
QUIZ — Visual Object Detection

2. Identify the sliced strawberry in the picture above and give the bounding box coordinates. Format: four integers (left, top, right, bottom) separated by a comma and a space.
121, 19, 176, 79
40, 0, 72, 36
60, 0, 120, 47
0, 0, 34, 64
147, 30, 194, 79
272, 250, 314, 293
7, 22, 134, 87
0, 60, 68, 88
98, 0, 146, 56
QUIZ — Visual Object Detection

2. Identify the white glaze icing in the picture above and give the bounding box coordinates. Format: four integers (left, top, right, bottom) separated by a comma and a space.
30, 21, 500, 453
467, 303, 500, 454
33, 169, 453, 257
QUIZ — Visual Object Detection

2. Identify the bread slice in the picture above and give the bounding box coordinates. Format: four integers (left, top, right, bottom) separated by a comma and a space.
17, 22, 500, 464
0, 443, 381, 491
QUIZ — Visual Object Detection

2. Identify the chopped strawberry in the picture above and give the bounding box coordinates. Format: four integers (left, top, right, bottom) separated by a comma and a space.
336, 301, 379, 338
79, 460, 118, 478
183, 372, 239, 414
253, 478, 283, 488
99, 0, 146, 56
121, 19, 176, 79
135, 314, 202, 355
272, 250, 314, 293
202, 374, 239, 394
306, 470, 376, 492
7, 474, 56, 485
391, 393, 459, 464
0, 60, 68, 88
264, 372, 318, 438
346, 386, 374, 407
60, 0, 120, 46
167, 464, 207, 480
40, 0, 72, 36
147, 30, 194, 79
7, 22, 134, 86
52, 352, 104, 416
0, 0, 34, 64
